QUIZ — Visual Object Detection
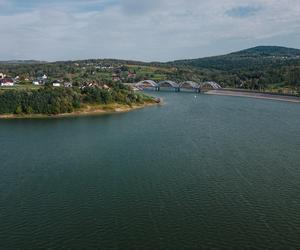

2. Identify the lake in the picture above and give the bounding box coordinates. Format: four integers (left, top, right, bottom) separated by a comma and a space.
0, 92, 300, 249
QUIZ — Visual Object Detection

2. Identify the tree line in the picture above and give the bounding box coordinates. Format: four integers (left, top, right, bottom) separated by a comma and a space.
0, 85, 152, 115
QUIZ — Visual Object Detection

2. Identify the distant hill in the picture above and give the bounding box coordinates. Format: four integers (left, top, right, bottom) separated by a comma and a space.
230, 46, 300, 57
170, 46, 300, 71
0, 60, 48, 65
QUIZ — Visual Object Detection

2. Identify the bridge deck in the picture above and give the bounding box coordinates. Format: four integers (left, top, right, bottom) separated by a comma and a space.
135, 80, 221, 92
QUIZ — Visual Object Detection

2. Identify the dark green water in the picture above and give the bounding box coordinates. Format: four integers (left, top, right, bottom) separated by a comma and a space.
1, 92, 300, 249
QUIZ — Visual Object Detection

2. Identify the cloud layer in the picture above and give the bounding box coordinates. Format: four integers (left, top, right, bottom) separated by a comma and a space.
1, 0, 300, 61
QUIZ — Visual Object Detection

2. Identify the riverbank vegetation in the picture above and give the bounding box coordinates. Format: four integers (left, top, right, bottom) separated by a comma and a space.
0, 84, 155, 116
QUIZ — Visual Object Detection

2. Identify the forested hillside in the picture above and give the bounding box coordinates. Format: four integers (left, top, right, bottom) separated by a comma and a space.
170, 46, 300, 93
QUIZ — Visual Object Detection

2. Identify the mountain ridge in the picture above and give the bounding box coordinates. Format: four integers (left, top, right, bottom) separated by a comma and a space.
171, 46, 300, 63
1, 46, 300, 65
169, 45, 300, 71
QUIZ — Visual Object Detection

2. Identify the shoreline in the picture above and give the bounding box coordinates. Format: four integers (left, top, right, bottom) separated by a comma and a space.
0, 101, 160, 119
206, 90, 300, 103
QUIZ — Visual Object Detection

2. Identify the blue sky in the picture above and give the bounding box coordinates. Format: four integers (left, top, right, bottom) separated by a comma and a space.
0, 0, 300, 61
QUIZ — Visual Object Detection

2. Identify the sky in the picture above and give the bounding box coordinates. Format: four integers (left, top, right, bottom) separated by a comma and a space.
1, 0, 300, 61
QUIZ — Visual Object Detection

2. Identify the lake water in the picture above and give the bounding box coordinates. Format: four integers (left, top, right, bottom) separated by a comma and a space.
1, 92, 300, 249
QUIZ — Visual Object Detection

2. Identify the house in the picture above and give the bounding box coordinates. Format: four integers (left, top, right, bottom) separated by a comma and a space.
64, 82, 73, 88
112, 73, 120, 82
128, 72, 136, 78
52, 80, 62, 87
53, 82, 61, 87
0, 78, 15, 87
35, 74, 47, 85
33, 78, 45, 85
53, 81, 61, 87
33, 80, 40, 85
103, 84, 110, 90
0, 73, 6, 79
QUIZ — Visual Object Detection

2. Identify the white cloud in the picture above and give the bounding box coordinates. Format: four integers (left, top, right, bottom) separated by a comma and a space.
0, 0, 300, 61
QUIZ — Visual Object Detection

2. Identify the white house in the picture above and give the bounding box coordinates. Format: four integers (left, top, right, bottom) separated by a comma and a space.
0, 78, 14, 87
52, 82, 61, 87
0, 73, 6, 79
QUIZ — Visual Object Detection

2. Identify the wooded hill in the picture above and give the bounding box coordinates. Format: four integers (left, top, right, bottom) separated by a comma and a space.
169, 46, 300, 93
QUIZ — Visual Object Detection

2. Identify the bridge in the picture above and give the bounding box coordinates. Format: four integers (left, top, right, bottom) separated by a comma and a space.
135, 80, 222, 92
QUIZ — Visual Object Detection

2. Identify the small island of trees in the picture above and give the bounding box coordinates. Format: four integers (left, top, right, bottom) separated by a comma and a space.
0, 83, 155, 117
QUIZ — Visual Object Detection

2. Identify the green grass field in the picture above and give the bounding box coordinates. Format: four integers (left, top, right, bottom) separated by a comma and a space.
0, 84, 42, 92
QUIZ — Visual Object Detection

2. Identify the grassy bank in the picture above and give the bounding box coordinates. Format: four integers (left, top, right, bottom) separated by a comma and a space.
0, 101, 157, 119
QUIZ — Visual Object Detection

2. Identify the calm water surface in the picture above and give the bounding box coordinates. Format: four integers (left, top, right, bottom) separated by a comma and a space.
0, 92, 300, 249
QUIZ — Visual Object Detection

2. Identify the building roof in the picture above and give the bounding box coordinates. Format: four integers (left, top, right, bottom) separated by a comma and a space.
0, 78, 14, 83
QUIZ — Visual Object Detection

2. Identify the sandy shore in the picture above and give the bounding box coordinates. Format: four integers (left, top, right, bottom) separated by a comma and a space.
206, 90, 300, 103
0, 102, 159, 119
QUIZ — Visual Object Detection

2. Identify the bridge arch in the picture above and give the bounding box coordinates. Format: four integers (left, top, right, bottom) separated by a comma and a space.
179, 81, 200, 90
158, 80, 179, 89
154, 80, 180, 92
135, 80, 158, 89
135, 80, 221, 92
200, 81, 222, 90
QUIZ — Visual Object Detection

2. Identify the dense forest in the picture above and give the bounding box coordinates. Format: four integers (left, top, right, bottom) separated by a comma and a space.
0, 83, 153, 115
1, 46, 300, 95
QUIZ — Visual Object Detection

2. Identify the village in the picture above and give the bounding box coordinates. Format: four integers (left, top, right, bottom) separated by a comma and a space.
0, 60, 224, 93
0, 63, 139, 89
0, 72, 73, 88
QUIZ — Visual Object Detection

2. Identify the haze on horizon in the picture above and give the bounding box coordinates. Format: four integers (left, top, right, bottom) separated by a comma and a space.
1, 0, 300, 62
